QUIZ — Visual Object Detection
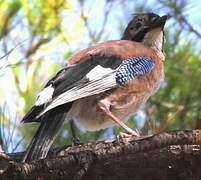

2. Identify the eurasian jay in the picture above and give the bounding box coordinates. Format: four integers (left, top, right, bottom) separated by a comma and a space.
21, 13, 168, 162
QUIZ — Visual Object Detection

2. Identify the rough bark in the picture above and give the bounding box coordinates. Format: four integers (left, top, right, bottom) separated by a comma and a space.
1, 130, 201, 180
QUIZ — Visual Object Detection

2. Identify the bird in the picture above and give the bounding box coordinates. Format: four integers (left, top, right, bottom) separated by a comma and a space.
21, 13, 168, 162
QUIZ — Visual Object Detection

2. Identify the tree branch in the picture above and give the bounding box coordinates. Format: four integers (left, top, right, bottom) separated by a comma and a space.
180, 15, 201, 38
1, 130, 201, 179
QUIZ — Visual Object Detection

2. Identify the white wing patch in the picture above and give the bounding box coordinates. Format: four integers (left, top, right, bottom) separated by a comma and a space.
37, 72, 117, 118
35, 85, 55, 106
86, 65, 114, 80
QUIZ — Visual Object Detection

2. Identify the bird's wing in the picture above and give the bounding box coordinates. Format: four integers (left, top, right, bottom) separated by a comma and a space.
22, 40, 156, 122
36, 71, 116, 118
37, 56, 155, 118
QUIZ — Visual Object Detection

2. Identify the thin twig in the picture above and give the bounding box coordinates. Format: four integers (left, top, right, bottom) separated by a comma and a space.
181, 15, 201, 38
0, 39, 28, 60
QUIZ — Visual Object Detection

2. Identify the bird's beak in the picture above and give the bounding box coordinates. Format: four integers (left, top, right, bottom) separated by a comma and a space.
151, 15, 170, 29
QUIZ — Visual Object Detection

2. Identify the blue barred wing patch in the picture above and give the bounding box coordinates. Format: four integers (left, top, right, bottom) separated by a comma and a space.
115, 56, 154, 85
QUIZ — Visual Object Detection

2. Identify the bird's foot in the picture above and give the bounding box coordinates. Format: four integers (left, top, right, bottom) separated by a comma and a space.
104, 139, 115, 143
117, 131, 140, 143
71, 137, 82, 146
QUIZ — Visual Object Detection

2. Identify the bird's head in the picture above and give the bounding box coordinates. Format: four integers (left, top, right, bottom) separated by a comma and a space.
122, 13, 169, 51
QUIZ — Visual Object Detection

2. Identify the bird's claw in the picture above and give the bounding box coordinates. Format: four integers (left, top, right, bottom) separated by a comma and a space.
117, 131, 140, 143
71, 137, 82, 146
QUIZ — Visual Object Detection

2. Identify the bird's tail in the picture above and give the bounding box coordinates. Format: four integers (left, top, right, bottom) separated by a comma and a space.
22, 104, 70, 163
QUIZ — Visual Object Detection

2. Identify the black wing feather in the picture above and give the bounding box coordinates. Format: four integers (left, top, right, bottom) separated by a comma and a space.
21, 105, 44, 123
22, 60, 96, 123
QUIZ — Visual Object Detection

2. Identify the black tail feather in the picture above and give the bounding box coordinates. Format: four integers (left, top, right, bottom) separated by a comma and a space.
21, 105, 45, 123
22, 103, 72, 162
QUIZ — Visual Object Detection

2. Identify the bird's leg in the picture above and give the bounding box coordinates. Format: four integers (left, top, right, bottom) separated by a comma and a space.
97, 102, 139, 137
70, 120, 81, 146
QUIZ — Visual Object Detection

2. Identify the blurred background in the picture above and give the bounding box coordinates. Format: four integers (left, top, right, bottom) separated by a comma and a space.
0, 0, 200, 153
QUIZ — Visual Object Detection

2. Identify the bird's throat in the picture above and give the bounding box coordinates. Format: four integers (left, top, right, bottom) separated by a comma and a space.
142, 28, 164, 52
